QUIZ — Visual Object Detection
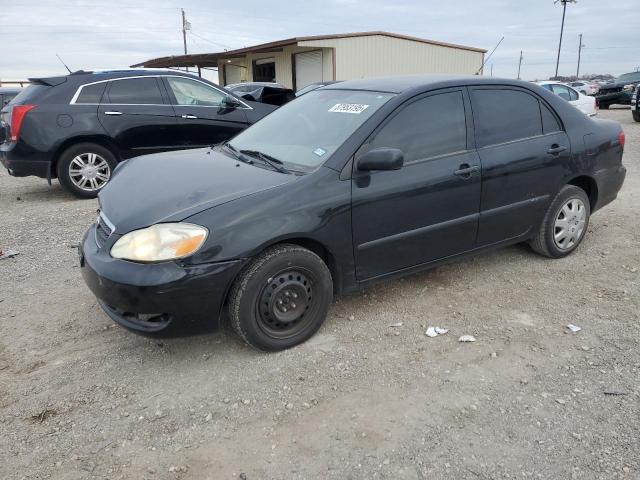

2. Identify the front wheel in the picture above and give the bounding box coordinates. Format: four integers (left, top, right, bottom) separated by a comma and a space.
530, 185, 591, 258
57, 142, 118, 199
633, 110, 640, 122
228, 244, 333, 351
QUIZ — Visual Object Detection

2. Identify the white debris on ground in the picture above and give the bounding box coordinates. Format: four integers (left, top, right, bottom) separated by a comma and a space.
566, 324, 582, 333
0, 249, 19, 260
425, 326, 448, 337
458, 335, 477, 343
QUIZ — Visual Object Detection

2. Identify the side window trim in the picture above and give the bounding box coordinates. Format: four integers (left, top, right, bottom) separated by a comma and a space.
356, 87, 470, 165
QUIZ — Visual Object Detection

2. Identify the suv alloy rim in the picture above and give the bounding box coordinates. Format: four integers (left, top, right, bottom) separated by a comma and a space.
554, 198, 586, 250
69, 153, 111, 191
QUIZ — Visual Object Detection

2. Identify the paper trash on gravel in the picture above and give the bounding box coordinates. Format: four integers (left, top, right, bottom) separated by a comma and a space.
458, 335, 477, 342
425, 326, 448, 337
566, 324, 582, 333
389, 322, 403, 328
0, 249, 19, 260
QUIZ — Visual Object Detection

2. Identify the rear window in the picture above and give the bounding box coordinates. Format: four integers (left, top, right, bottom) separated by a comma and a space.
472, 89, 543, 147
106, 78, 164, 104
4, 85, 48, 107
75, 82, 107, 104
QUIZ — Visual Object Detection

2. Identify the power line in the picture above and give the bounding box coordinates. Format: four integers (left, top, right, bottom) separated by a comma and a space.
188, 32, 232, 50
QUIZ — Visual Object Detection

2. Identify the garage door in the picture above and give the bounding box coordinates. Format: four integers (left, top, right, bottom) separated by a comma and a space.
224, 64, 243, 85
294, 50, 323, 91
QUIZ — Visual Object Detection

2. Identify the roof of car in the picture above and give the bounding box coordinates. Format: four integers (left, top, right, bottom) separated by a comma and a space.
324, 75, 536, 94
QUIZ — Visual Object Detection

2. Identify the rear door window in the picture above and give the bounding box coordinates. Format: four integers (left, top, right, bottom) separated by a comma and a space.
471, 89, 543, 147
367, 91, 467, 163
540, 102, 562, 134
106, 77, 164, 104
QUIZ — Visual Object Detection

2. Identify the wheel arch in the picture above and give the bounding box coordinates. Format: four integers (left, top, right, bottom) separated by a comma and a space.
567, 175, 598, 211
51, 135, 121, 178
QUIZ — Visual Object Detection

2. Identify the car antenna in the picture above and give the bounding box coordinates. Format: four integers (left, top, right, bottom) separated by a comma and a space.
475, 36, 504, 75
55, 53, 73, 74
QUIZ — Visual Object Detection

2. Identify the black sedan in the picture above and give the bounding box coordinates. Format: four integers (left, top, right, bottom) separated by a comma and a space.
80, 76, 626, 351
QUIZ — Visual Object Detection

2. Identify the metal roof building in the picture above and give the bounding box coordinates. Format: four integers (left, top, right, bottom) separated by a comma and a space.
133, 31, 486, 91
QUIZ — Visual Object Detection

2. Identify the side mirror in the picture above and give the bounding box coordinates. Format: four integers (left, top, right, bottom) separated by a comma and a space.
356, 148, 404, 171
222, 96, 242, 108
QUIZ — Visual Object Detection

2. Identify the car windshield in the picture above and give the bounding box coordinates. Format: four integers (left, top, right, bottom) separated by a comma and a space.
617, 72, 640, 82
228, 89, 395, 171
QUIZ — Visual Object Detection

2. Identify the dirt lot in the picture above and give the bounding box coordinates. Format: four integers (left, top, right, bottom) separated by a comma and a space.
0, 108, 638, 480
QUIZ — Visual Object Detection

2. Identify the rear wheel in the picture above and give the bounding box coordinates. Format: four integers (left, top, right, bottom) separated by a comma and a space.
228, 244, 333, 351
57, 142, 117, 199
530, 185, 590, 258
633, 111, 640, 122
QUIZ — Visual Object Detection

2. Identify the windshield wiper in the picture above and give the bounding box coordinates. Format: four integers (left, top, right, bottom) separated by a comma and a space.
239, 149, 290, 174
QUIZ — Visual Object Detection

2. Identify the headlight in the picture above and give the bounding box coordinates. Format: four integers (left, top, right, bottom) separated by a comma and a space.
623, 83, 636, 91
110, 223, 208, 262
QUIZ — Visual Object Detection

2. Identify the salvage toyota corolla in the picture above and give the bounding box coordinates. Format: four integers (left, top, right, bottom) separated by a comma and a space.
80, 75, 626, 351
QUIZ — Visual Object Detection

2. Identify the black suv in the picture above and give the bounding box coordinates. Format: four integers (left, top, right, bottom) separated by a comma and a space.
0, 87, 21, 141
0, 70, 276, 198
596, 71, 640, 110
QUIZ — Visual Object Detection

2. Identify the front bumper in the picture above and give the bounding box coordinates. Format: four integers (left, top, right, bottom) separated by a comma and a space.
0, 141, 51, 178
79, 224, 246, 336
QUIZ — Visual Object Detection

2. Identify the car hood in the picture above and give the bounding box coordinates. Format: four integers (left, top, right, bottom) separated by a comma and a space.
99, 147, 297, 234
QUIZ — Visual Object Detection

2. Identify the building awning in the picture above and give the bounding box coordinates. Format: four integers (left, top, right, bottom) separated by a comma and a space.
131, 31, 487, 69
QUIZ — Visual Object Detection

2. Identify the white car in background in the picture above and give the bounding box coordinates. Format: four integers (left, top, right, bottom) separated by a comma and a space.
568, 81, 599, 96
536, 81, 597, 117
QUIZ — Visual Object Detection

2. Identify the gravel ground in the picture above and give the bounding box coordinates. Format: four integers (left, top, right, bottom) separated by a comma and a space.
0, 108, 638, 480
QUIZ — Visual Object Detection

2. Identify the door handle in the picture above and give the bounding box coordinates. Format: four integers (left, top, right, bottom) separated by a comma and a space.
181, 114, 198, 119
547, 144, 567, 155
454, 164, 480, 178
103, 111, 123, 116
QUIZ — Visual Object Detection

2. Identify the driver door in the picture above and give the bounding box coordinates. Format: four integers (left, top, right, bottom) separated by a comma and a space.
161, 76, 250, 148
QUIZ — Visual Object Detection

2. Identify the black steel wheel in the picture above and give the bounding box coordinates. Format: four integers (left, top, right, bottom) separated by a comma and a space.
229, 244, 333, 351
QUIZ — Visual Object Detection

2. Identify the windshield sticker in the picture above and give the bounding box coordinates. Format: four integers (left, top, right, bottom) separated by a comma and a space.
329, 103, 369, 114
313, 147, 327, 157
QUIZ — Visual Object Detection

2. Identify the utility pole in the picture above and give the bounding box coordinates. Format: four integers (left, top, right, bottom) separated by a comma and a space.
181, 8, 190, 72
554, 0, 576, 79
517, 50, 523, 80
576, 33, 584, 78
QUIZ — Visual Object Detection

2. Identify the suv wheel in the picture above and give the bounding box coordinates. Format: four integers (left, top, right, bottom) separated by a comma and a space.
57, 143, 117, 199
633, 111, 640, 122
530, 185, 591, 259
229, 244, 333, 351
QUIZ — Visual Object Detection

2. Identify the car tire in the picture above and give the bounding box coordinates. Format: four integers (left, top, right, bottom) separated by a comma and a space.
57, 142, 118, 199
229, 244, 333, 351
599, 103, 610, 110
633, 111, 640, 122
530, 185, 591, 259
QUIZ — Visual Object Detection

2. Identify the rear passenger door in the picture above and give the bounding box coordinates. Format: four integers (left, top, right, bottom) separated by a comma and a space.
97, 77, 179, 157
351, 89, 481, 280
162, 76, 249, 148
469, 87, 571, 246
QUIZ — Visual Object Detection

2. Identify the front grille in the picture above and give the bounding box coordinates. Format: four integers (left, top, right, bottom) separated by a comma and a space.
95, 214, 113, 247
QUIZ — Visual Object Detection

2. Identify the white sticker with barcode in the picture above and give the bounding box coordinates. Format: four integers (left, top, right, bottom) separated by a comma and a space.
328, 103, 369, 114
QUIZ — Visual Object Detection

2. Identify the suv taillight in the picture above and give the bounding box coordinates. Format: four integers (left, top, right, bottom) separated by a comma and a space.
9, 104, 36, 142
618, 131, 625, 149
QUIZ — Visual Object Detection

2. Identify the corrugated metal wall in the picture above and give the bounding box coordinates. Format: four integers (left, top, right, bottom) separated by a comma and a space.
218, 46, 334, 89
299, 35, 484, 79
218, 35, 484, 88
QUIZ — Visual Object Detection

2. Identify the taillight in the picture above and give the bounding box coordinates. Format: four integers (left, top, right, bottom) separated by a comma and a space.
618, 131, 625, 149
9, 104, 36, 142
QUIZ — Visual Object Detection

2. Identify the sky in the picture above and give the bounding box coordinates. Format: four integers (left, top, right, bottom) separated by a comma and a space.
1, 0, 639, 83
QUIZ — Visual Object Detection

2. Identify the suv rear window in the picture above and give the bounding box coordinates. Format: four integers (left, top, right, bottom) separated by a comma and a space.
106, 78, 164, 104
75, 82, 107, 104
